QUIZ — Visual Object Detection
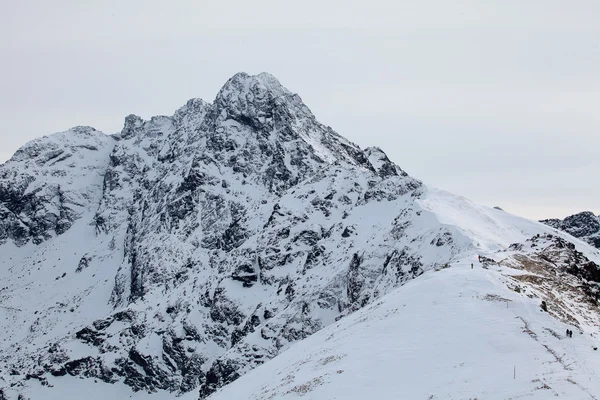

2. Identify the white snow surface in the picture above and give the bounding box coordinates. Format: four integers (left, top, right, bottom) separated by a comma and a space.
419, 187, 600, 264
208, 259, 600, 400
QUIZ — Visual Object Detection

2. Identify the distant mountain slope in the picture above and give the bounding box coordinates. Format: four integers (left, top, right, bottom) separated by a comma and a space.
541, 212, 600, 249
0, 73, 599, 400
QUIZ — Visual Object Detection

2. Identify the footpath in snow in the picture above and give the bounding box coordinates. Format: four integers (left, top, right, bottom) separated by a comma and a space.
206, 257, 600, 400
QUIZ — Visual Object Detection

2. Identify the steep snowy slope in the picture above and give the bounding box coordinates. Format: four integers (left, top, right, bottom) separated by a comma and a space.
542, 212, 600, 249
1, 73, 599, 400
208, 257, 600, 400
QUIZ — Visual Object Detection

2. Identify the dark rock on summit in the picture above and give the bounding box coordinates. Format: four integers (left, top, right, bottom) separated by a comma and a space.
541, 211, 600, 249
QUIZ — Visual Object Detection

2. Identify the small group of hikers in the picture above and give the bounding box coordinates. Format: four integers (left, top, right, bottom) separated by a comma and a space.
566, 329, 574, 338
471, 255, 483, 269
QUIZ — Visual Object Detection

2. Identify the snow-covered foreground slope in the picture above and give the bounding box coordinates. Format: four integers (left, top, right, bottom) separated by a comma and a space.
17, 256, 600, 399
210, 258, 600, 400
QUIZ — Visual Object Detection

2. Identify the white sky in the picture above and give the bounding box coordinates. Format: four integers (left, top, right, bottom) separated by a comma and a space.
1, 0, 598, 220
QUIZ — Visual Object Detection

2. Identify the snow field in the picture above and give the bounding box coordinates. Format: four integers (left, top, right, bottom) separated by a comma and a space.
208, 259, 600, 400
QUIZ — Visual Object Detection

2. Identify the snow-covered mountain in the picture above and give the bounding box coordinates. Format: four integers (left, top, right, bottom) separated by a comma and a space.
1, 73, 599, 400
542, 212, 600, 249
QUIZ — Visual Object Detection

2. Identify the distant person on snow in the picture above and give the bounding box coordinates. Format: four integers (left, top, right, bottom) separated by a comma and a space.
471, 263, 473, 269
566, 329, 570, 337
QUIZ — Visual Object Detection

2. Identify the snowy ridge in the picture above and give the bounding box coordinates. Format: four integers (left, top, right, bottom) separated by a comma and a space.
208, 258, 600, 400
421, 188, 600, 263
0, 73, 599, 400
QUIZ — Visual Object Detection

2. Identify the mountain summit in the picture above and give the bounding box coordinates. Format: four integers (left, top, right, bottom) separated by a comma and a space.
1, 73, 599, 400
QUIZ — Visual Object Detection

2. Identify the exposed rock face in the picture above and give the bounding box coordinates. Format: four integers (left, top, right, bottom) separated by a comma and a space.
508, 234, 600, 286
0, 126, 115, 246
498, 234, 600, 329
1, 72, 596, 400
541, 212, 600, 249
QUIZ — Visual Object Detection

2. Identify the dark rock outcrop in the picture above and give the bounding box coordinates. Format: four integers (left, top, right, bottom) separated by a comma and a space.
541, 211, 600, 249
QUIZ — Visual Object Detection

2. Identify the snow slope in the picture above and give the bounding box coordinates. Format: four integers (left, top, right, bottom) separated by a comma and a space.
17, 256, 600, 399
209, 257, 600, 400
420, 188, 600, 264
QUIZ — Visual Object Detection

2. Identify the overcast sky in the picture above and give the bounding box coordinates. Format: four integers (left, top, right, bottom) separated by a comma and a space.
1, 0, 598, 220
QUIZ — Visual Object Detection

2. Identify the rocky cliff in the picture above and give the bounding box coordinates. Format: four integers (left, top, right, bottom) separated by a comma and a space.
541, 212, 600, 249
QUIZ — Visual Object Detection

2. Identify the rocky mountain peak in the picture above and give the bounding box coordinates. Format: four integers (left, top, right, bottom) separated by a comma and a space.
6, 126, 109, 163
173, 98, 209, 126
364, 146, 407, 179
120, 114, 145, 139
541, 211, 600, 249
566, 211, 600, 226
211, 72, 314, 145
216, 72, 294, 106
0, 126, 115, 246
0, 72, 480, 399
1, 73, 600, 400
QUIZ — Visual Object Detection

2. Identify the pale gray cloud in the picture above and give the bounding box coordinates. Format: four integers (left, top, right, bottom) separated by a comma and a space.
1, 0, 598, 219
